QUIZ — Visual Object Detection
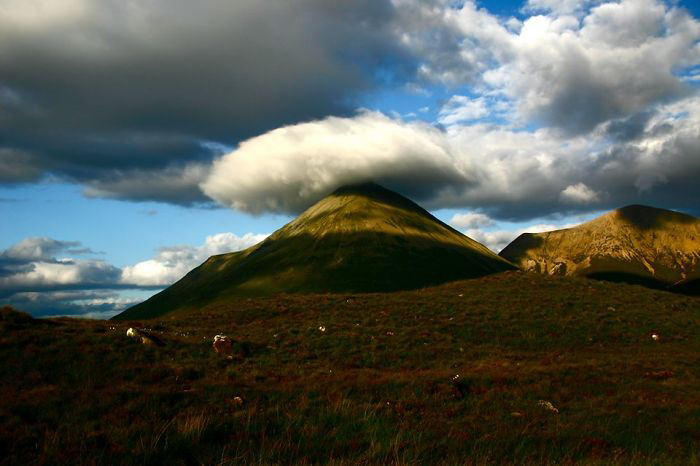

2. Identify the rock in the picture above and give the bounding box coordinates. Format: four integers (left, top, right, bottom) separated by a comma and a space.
213, 334, 233, 354
549, 262, 567, 276
538, 400, 559, 413
127, 327, 165, 346
525, 259, 540, 273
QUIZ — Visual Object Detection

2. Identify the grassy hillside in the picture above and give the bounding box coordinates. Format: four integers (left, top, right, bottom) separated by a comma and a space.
3, 272, 700, 464
500, 205, 700, 289
116, 183, 513, 320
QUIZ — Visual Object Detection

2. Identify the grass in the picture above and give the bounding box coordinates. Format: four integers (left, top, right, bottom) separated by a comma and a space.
2, 271, 700, 464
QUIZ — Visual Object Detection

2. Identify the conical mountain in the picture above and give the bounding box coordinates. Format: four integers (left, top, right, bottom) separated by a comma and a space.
499, 205, 700, 290
115, 183, 514, 319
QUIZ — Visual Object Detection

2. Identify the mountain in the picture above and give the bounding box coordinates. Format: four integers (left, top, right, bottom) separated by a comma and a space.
499, 205, 700, 291
115, 183, 514, 319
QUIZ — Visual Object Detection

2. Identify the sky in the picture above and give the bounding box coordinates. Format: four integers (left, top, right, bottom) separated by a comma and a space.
1, 0, 699, 318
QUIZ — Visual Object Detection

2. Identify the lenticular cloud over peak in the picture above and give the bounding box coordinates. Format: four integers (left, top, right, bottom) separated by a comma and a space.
201, 92, 700, 221
200, 111, 467, 215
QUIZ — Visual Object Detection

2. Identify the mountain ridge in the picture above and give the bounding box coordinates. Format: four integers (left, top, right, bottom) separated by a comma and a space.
499, 204, 700, 290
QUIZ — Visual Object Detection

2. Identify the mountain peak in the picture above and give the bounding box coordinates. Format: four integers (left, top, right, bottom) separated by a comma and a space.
328, 182, 429, 218
331, 181, 384, 196
115, 183, 514, 319
611, 204, 696, 230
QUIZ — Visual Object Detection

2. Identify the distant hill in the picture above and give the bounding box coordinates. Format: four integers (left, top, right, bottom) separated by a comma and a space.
499, 205, 700, 292
115, 183, 514, 319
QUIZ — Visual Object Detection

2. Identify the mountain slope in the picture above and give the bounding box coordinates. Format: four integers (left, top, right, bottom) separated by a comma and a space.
115, 183, 514, 319
499, 205, 700, 289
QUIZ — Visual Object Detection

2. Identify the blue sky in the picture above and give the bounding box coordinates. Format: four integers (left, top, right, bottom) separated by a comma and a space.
1, 0, 699, 317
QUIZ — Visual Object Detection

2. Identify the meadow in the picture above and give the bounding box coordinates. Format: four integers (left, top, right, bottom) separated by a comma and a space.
2, 271, 699, 465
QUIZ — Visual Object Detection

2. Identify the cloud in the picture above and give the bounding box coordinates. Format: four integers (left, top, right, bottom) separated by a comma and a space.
202, 99, 700, 220
7, 290, 140, 319
447, 209, 584, 252
438, 96, 490, 125
394, 0, 515, 86
0, 149, 42, 183
399, 0, 699, 134
449, 212, 495, 229
0, 0, 412, 201
1, 237, 95, 262
0, 232, 267, 316
201, 111, 467, 214
1, 0, 698, 221
488, 0, 698, 134
0, 259, 122, 296
560, 183, 600, 203
82, 163, 212, 205
121, 232, 268, 286
463, 222, 581, 253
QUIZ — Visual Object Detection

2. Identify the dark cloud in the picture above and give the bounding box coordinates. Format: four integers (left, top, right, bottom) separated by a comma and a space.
604, 110, 656, 142
1, 237, 83, 261
0, 0, 413, 200
3, 290, 139, 318
0, 148, 42, 183
81, 164, 213, 206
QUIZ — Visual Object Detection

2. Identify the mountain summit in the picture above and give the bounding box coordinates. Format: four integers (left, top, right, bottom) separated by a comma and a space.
499, 205, 700, 290
115, 183, 514, 319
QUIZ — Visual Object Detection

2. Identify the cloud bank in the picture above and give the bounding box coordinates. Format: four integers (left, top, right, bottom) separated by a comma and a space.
1, 0, 697, 219
0, 232, 267, 317
200, 0, 700, 219
121, 232, 267, 286
203, 93, 700, 220
0, 0, 409, 202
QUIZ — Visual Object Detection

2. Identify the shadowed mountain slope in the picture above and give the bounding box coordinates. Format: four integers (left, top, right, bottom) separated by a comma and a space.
499, 205, 700, 291
115, 183, 514, 319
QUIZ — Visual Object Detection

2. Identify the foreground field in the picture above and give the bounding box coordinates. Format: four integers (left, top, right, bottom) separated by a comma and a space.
2, 271, 699, 464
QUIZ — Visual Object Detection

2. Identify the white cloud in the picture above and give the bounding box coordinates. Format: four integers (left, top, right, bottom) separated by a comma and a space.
201, 111, 464, 214
0, 238, 115, 294
400, 0, 699, 134
120, 232, 268, 286
560, 182, 600, 203
0, 259, 119, 288
438, 95, 490, 125
465, 222, 580, 253
449, 212, 495, 229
